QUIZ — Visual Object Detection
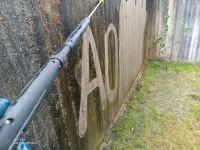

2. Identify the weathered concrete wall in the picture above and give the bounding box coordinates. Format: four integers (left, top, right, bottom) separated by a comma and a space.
0, 0, 146, 149
146, 0, 200, 62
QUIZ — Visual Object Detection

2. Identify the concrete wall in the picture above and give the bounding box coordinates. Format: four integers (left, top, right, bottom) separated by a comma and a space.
0, 0, 146, 149
145, 0, 200, 62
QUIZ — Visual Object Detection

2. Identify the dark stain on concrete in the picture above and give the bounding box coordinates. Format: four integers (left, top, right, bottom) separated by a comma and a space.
0, 0, 133, 149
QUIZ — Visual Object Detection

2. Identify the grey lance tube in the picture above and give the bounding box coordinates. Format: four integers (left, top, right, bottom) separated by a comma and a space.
0, 6, 97, 150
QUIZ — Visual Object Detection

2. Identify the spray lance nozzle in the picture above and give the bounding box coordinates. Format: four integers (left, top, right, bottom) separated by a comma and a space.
99, 0, 104, 3
88, 0, 104, 18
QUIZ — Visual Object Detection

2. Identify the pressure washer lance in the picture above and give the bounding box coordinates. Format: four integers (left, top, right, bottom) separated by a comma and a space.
0, 0, 104, 149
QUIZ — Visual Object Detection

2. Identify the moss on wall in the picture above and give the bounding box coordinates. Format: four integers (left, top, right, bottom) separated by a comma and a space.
0, 0, 147, 149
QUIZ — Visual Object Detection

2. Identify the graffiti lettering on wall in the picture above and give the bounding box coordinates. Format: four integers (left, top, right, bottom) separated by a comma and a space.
79, 23, 119, 137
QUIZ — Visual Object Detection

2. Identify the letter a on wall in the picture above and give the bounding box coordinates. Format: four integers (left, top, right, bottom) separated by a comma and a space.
79, 27, 106, 138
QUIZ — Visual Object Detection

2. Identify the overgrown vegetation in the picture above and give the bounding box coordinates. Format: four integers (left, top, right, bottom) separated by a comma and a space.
153, 11, 170, 69
153, 15, 169, 52
103, 61, 200, 150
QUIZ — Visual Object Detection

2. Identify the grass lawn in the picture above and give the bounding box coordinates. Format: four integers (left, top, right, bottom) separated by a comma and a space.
103, 61, 200, 150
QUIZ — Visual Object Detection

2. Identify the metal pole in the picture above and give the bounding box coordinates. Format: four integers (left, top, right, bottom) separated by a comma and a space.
0, 1, 103, 149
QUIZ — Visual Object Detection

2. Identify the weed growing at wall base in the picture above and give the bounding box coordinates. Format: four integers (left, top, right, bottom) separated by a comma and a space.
153, 14, 170, 69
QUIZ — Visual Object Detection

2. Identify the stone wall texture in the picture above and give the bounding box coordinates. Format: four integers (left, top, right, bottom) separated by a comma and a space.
145, 0, 200, 62
0, 0, 147, 149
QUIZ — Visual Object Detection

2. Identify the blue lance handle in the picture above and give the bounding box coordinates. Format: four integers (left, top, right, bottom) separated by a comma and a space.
0, 99, 31, 150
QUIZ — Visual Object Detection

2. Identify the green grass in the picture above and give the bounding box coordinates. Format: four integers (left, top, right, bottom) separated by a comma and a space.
104, 60, 200, 150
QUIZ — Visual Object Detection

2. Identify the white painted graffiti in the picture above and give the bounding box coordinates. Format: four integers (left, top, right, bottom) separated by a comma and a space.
79, 23, 119, 137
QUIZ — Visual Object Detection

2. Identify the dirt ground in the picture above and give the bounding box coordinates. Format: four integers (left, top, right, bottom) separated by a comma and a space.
102, 61, 200, 150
